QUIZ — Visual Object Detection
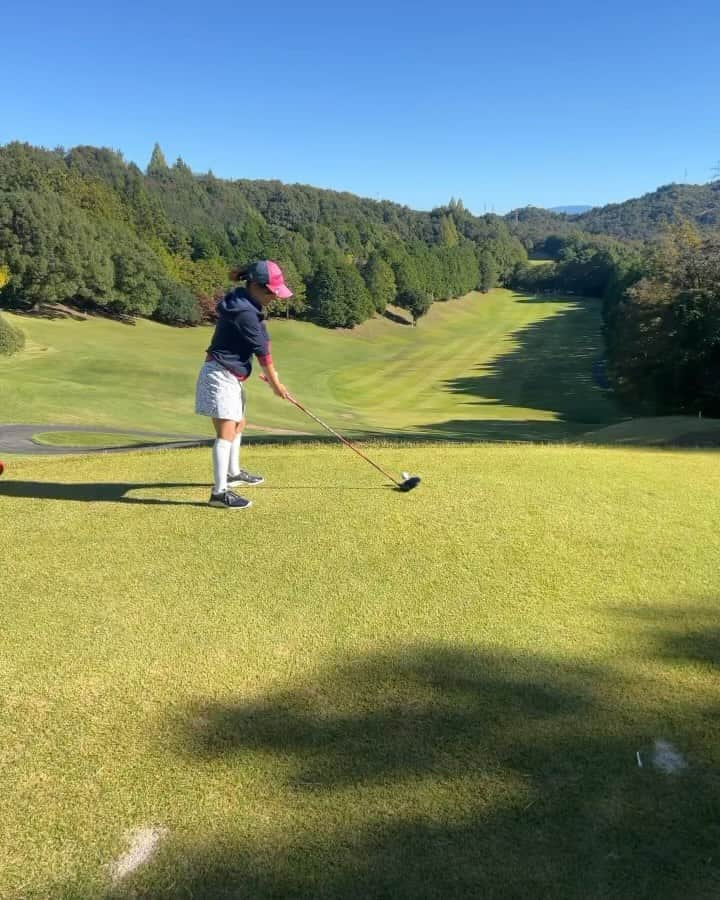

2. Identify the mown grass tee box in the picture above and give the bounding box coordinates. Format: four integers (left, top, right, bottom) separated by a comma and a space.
0, 444, 719, 897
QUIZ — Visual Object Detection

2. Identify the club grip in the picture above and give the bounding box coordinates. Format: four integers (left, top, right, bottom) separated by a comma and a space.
258, 372, 297, 405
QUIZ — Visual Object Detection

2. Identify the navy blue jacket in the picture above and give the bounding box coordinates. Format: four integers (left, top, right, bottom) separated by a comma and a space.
206, 289, 272, 379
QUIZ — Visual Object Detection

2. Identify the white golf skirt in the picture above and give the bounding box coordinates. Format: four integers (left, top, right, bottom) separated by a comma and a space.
195, 361, 246, 420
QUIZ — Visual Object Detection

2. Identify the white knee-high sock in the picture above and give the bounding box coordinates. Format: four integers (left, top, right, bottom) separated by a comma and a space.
212, 439, 232, 494
229, 433, 242, 476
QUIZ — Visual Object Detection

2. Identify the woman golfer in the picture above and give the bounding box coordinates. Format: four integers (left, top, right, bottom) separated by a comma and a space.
195, 260, 293, 509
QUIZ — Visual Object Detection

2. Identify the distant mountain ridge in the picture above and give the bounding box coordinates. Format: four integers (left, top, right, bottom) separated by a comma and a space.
507, 182, 720, 243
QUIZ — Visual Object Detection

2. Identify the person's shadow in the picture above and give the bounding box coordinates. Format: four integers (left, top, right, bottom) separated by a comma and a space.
0, 480, 210, 507
0, 481, 397, 506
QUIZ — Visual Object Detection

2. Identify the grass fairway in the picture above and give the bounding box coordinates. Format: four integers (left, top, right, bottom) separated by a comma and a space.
1, 290, 618, 441
582, 416, 720, 447
1, 444, 720, 898
32, 432, 162, 448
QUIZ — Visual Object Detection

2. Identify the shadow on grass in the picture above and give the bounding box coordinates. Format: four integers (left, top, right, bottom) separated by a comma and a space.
239, 295, 618, 447
252, 297, 627, 446
0, 480, 404, 505
246, 421, 582, 445
87, 641, 720, 899
433, 297, 616, 429
663, 627, 720, 670
399, 418, 587, 443
513, 292, 586, 305
382, 308, 413, 326
0, 480, 211, 507
247, 421, 720, 449
612, 602, 720, 672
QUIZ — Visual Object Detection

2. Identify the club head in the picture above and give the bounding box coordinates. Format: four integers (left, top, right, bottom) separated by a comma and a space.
398, 475, 421, 492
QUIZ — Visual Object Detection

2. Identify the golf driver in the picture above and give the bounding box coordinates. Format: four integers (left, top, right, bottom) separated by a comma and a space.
260, 375, 421, 492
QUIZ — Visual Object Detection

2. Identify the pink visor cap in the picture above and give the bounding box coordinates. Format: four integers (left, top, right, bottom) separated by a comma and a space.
247, 260, 293, 299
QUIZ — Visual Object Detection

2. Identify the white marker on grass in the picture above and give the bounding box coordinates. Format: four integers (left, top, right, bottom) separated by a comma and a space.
652, 740, 688, 775
109, 826, 168, 884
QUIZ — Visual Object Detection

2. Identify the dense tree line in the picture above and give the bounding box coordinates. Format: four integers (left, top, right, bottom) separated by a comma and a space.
503, 206, 575, 252
0, 314, 24, 355
602, 225, 720, 415
3, 141, 718, 416
509, 233, 642, 299
0, 142, 526, 328
0, 265, 24, 355
508, 226, 720, 416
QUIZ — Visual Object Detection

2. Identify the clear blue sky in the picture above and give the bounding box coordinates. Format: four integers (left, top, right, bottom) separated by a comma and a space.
2, 0, 719, 214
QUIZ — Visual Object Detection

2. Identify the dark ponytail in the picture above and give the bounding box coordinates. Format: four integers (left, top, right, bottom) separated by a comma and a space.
229, 265, 250, 283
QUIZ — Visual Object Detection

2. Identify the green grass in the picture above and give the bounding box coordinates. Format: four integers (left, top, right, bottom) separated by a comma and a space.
3, 290, 720, 896
581, 415, 720, 446
1, 290, 620, 442
32, 431, 164, 448
1, 443, 720, 898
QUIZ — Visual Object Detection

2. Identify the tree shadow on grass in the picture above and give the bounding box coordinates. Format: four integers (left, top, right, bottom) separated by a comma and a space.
401, 418, 588, 443
249, 422, 720, 449
664, 627, 720, 670
611, 602, 720, 672
250, 296, 620, 447
260, 297, 627, 446
513, 291, 586, 305
85, 639, 720, 899
382, 308, 413, 326
442, 300, 613, 420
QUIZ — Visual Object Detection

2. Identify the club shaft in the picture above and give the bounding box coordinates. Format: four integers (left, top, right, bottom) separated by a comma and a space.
289, 398, 400, 486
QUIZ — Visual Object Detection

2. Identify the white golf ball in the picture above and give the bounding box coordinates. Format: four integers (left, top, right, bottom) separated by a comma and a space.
401, 471, 410, 480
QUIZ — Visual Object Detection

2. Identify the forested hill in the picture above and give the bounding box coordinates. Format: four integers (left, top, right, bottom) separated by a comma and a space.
507, 181, 720, 247
576, 182, 720, 238
3, 139, 719, 330
0, 142, 525, 328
